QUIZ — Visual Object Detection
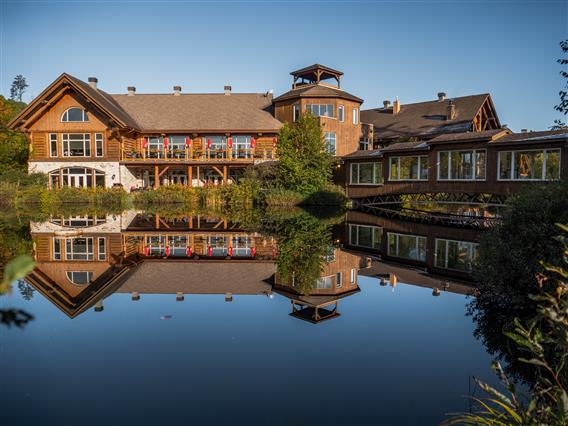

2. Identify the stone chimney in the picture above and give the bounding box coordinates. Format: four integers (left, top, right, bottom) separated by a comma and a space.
224, 85, 232, 95
393, 97, 400, 114
521, 128, 528, 133
438, 92, 446, 102
446, 100, 456, 120
383, 100, 391, 109
127, 86, 136, 96
173, 86, 182, 96
88, 77, 98, 89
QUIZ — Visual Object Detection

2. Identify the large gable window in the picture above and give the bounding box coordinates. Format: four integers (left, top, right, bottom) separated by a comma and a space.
61, 107, 89, 122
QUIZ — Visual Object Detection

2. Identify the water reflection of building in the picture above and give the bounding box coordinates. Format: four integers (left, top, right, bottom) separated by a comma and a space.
338, 210, 481, 282
274, 247, 364, 323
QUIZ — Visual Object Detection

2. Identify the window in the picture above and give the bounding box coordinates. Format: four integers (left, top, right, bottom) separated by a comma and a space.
438, 150, 486, 180
324, 132, 336, 155
66, 271, 93, 285
293, 104, 300, 122
350, 268, 357, 283
50, 133, 58, 157
389, 156, 428, 181
98, 238, 106, 261
62, 133, 90, 157
350, 162, 383, 185
349, 224, 382, 249
232, 136, 252, 159
168, 235, 189, 256
338, 105, 345, 122
231, 236, 253, 257
315, 275, 333, 289
306, 104, 334, 118
359, 139, 369, 151
498, 149, 561, 181
167, 136, 188, 159
435, 239, 479, 272
336, 272, 342, 288
206, 136, 228, 159
61, 107, 89, 122
63, 237, 94, 261
207, 235, 228, 256
95, 133, 104, 157
50, 216, 106, 228
53, 238, 62, 260
387, 232, 426, 262
323, 245, 336, 263
353, 108, 359, 125
49, 168, 105, 188
147, 136, 164, 159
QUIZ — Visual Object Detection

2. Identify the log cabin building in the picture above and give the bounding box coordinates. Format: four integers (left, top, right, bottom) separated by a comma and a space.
8, 64, 363, 190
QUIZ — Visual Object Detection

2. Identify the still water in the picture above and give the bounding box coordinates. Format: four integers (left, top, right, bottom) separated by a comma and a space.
0, 206, 500, 425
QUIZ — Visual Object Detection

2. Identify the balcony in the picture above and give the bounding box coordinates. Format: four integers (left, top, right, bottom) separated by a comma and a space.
121, 146, 277, 163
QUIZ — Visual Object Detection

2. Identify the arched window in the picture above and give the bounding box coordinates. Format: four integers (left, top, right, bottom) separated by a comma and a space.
66, 271, 93, 285
61, 107, 89, 122
49, 167, 105, 188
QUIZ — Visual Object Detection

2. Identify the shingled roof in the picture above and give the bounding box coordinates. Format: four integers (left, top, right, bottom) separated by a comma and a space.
361, 94, 496, 141
9, 73, 283, 133
273, 84, 364, 103
112, 93, 282, 132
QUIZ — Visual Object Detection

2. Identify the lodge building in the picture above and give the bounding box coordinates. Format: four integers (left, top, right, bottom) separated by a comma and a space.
7, 63, 568, 196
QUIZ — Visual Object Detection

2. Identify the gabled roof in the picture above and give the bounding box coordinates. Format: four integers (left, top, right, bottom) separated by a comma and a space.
361, 94, 497, 140
111, 93, 282, 132
273, 84, 363, 103
8, 73, 139, 130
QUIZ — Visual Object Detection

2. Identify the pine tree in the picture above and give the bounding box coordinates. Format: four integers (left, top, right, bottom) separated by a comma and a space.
10, 75, 28, 102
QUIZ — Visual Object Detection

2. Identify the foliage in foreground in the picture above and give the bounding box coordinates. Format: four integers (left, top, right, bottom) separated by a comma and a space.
470, 181, 568, 383
444, 224, 568, 425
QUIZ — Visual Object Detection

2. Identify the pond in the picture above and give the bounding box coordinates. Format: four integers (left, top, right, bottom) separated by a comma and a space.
0, 205, 502, 425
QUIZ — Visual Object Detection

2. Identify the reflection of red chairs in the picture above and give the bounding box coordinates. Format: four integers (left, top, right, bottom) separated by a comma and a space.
272, 248, 277, 259
228, 247, 233, 257
207, 246, 213, 257
186, 247, 192, 257
144, 245, 149, 256
165, 246, 171, 257
251, 247, 256, 258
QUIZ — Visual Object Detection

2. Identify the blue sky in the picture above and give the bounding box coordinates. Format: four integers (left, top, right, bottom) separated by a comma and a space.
1, 0, 566, 131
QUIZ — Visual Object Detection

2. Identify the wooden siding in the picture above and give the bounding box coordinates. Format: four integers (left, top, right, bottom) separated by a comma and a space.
344, 140, 568, 198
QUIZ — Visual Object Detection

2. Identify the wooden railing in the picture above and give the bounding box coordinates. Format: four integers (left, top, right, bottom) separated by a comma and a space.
121, 147, 277, 162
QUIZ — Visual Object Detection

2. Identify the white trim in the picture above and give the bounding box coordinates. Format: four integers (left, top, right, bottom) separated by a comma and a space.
387, 232, 427, 262
352, 108, 359, 125
349, 224, 382, 249
49, 133, 58, 157
437, 149, 487, 181
62, 133, 91, 157
350, 162, 383, 185
388, 155, 429, 181
338, 105, 345, 122
61, 107, 89, 123
497, 148, 561, 181
95, 133, 104, 157
434, 238, 479, 272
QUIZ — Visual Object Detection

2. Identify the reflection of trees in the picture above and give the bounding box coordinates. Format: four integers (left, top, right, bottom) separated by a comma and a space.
17, 280, 35, 300
262, 208, 339, 295
469, 181, 568, 385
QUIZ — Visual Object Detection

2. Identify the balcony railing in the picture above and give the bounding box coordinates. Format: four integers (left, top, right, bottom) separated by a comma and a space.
121, 147, 277, 162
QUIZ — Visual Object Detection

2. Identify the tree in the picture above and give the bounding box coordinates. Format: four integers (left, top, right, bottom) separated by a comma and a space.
275, 112, 334, 196
0, 95, 28, 171
469, 181, 568, 384
552, 40, 568, 128
10, 75, 28, 102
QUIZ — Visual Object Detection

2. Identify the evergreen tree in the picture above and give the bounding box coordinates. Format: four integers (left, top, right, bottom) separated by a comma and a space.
10, 75, 28, 102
